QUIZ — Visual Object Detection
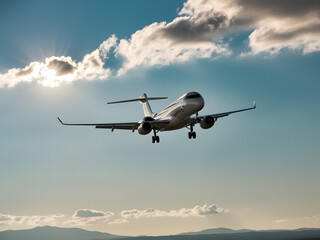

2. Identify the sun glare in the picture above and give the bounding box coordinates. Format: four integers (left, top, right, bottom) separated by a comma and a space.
36, 67, 59, 88
42, 69, 57, 87
39, 67, 77, 88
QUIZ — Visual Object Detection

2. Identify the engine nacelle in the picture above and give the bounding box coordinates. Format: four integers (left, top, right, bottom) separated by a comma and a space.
200, 116, 215, 129
138, 121, 152, 135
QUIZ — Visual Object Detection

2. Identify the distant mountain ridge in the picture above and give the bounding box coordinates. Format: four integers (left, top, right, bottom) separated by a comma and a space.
117, 229, 320, 240
179, 227, 252, 235
0, 226, 120, 240
1, 226, 320, 240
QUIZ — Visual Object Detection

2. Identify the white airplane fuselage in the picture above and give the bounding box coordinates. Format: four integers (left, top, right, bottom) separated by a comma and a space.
148, 92, 205, 131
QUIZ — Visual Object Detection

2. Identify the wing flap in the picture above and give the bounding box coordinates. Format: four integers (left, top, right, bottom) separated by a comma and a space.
95, 125, 137, 130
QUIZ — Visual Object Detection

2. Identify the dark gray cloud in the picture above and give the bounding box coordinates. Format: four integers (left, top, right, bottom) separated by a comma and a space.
15, 65, 34, 77
237, 0, 320, 18
233, 1, 320, 33
254, 24, 320, 43
83, 54, 100, 68
90, 58, 100, 67
47, 59, 75, 76
161, 12, 228, 44
176, 0, 320, 55
180, 0, 320, 36
74, 209, 105, 218
231, 0, 320, 54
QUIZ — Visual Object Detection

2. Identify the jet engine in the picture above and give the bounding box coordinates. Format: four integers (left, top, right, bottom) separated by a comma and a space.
199, 116, 215, 129
138, 121, 152, 135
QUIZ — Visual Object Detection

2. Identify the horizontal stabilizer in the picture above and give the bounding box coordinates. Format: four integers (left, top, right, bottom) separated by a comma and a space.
107, 95, 167, 104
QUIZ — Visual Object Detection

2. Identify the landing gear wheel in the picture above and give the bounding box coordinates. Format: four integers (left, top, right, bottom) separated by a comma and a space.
188, 131, 196, 139
152, 130, 160, 143
188, 124, 196, 139
192, 132, 196, 139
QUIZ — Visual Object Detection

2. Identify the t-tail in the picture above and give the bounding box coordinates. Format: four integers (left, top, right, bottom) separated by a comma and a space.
107, 93, 167, 117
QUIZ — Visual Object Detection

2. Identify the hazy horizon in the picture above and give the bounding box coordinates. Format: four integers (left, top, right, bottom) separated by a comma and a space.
1, 0, 319, 236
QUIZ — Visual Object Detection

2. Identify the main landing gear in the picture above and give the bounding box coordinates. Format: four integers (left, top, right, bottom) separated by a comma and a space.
152, 129, 160, 143
187, 124, 196, 139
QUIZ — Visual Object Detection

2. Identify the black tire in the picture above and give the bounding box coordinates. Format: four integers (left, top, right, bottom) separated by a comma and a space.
156, 136, 160, 143
152, 136, 155, 143
188, 132, 192, 139
193, 132, 196, 139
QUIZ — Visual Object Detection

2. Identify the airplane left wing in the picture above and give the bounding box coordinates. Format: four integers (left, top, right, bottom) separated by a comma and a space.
57, 117, 170, 131
190, 101, 256, 123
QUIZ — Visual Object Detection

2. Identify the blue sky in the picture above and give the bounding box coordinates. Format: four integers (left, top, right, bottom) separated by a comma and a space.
0, 0, 320, 236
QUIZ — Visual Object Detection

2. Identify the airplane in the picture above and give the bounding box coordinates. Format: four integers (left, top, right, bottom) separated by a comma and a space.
58, 92, 256, 143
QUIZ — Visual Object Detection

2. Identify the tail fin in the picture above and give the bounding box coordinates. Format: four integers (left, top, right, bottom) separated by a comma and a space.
107, 93, 167, 117
140, 93, 154, 116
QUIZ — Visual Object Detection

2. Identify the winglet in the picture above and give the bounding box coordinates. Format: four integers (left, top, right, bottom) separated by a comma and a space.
57, 117, 65, 125
253, 101, 256, 108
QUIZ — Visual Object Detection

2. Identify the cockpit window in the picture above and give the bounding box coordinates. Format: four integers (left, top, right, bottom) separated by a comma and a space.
185, 92, 201, 99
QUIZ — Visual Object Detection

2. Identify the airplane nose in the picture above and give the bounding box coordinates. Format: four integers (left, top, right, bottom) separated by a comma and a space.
199, 97, 204, 108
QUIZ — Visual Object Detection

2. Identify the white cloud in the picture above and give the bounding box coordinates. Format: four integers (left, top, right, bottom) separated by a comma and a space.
0, 204, 226, 229
121, 204, 226, 219
304, 214, 320, 221
0, 210, 115, 228
176, 0, 320, 56
0, 35, 117, 88
108, 218, 128, 225
275, 218, 288, 224
244, 11, 320, 55
0, 214, 64, 226
115, 19, 230, 76
1, 1, 319, 88
66, 209, 114, 226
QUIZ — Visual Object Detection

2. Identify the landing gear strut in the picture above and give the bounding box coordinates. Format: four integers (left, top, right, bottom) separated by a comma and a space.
152, 129, 160, 143
187, 124, 196, 139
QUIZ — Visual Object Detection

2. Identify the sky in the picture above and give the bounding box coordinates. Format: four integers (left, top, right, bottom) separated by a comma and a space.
0, 0, 320, 236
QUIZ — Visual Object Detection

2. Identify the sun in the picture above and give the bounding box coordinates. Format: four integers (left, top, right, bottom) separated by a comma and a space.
41, 68, 58, 87
39, 67, 76, 88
